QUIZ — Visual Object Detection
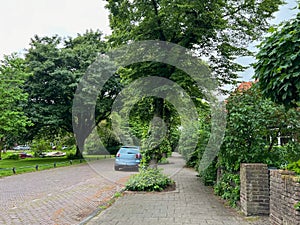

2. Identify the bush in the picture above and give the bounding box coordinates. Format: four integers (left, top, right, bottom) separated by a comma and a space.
186, 148, 200, 168
285, 142, 300, 163
6, 154, 20, 160
66, 152, 79, 160
294, 202, 300, 211
214, 173, 240, 207
199, 161, 217, 186
286, 159, 300, 175
125, 168, 174, 192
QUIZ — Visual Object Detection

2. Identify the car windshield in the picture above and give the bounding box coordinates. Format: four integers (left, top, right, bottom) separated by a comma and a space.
119, 147, 139, 154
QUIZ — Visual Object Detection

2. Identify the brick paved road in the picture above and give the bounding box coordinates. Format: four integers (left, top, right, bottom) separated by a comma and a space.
0, 153, 268, 225
0, 158, 138, 225
87, 153, 269, 225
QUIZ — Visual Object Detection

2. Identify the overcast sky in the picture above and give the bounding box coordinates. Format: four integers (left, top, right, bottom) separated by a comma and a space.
0, 0, 298, 81
0, 0, 111, 58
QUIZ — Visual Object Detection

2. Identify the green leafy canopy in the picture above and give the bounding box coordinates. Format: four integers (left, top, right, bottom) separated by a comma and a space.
0, 54, 33, 155
254, 8, 300, 107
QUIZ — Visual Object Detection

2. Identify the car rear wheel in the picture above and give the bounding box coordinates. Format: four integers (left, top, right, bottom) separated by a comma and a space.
114, 165, 120, 171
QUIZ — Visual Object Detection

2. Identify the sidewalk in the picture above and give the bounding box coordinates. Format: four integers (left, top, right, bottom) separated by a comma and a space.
86, 153, 268, 225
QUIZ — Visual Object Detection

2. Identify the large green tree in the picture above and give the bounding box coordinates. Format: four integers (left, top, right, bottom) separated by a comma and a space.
0, 54, 33, 158
24, 30, 121, 157
106, 0, 284, 85
104, 0, 284, 164
254, 8, 300, 107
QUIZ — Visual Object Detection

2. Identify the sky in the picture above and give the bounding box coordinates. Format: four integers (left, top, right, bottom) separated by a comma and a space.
0, 0, 111, 58
0, 0, 299, 81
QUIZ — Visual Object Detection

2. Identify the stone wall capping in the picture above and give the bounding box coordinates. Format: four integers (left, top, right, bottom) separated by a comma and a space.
241, 163, 300, 225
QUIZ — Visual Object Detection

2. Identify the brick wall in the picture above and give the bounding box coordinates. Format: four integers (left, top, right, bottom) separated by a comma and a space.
240, 163, 270, 216
270, 170, 300, 225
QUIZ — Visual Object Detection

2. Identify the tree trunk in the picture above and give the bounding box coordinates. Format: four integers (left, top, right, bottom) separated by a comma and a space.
75, 134, 85, 159
149, 158, 158, 169
0, 139, 4, 160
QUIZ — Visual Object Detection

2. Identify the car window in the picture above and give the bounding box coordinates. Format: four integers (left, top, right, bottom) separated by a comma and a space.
119, 148, 139, 154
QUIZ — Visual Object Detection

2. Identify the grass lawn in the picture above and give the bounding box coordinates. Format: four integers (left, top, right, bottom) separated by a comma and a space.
0, 153, 114, 178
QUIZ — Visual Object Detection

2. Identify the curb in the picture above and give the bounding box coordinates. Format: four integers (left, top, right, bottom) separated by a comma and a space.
79, 188, 126, 225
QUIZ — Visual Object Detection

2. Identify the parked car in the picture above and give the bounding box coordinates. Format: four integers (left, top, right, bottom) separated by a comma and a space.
114, 146, 142, 171
19, 152, 33, 159
13, 145, 30, 150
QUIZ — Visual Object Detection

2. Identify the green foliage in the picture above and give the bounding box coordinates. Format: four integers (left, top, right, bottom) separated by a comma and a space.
106, 0, 284, 86
141, 135, 172, 167
158, 157, 169, 164
269, 143, 300, 167
214, 173, 240, 207
284, 142, 300, 163
97, 120, 121, 155
105, 0, 284, 171
0, 157, 88, 177
214, 85, 300, 207
184, 104, 217, 186
0, 54, 33, 157
125, 168, 174, 192
286, 159, 300, 175
114, 192, 122, 198
24, 31, 121, 157
72, 52, 122, 157
30, 138, 50, 156
113, 94, 177, 167
254, 10, 300, 107
5, 154, 20, 160
83, 120, 121, 155
190, 107, 211, 167
66, 152, 78, 160
198, 160, 217, 186
294, 202, 300, 211
219, 86, 300, 172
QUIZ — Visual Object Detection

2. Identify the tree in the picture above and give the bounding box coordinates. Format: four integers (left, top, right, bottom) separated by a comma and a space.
104, 0, 283, 165
0, 54, 33, 158
254, 9, 300, 107
105, 0, 284, 85
24, 30, 121, 157
219, 86, 300, 172
213, 85, 300, 206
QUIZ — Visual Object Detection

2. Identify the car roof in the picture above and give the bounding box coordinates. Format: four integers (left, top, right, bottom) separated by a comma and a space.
120, 146, 140, 149
119, 146, 140, 151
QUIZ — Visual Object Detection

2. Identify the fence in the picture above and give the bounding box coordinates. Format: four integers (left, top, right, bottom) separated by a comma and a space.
0, 155, 114, 176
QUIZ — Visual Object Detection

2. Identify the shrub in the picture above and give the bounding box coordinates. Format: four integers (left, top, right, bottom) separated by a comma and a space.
198, 160, 217, 186
286, 159, 300, 175
6, 154, 20, 160
285, 142, 300, 163
125, 168, 174, 192
186, 148, 200, 168
214, 173, 240, 207
294, 202, 300, 211
66, 152, 78, 160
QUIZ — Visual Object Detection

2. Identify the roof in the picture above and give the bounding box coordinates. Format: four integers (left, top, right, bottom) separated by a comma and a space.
236, 81, 253, 92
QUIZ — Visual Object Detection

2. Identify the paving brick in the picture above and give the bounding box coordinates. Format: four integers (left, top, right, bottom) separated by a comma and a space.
86, 153, 268, 225
0, 159, 137, 225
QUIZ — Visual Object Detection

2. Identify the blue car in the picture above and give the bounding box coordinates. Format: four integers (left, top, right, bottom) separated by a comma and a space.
114, 146, 142, 171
